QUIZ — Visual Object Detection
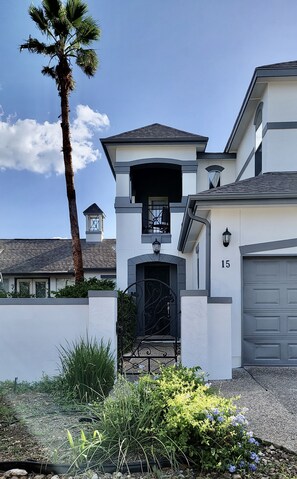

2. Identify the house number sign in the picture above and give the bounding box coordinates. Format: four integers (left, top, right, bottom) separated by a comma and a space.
222, 260, 230, 268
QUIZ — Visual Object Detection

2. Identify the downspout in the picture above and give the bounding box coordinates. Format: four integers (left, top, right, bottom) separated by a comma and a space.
187, 208, 211, 297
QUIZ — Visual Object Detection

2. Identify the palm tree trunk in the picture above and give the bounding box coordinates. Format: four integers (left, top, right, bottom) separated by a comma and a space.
59, 65, 84, 283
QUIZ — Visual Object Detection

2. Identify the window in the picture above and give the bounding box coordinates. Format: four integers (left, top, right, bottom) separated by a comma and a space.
206, 165, 224, 189
254, 102, 263, 176
147, 196, 170, 233
17, 279, 48, 297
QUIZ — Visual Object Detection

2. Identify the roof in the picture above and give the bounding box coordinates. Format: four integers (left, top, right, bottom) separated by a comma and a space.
83, 203, 105, 216
178, 172, 297, 253
192, 172, 297, 200
225, 60, 297, 152
0, 238, 116, 275
101, 123, 208, 143
101, 123, 208, 177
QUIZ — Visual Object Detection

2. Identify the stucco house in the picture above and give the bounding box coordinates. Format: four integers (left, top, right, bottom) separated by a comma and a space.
101, 60, 297, 378
0, 203, 116, 296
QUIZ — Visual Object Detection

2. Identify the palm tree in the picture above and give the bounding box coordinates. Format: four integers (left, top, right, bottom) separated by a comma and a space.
20, 0, 100, 283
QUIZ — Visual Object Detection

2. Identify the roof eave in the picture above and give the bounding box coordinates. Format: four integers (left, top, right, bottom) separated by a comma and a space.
225, 65, 297, 153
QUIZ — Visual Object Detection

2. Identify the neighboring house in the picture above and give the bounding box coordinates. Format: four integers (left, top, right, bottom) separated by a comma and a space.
101, 60, 297, 375
0, 203, 116, 296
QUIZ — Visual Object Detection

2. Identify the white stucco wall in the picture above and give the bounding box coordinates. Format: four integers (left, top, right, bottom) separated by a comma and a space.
196, 160, 236, 192
207, 205, 297, 367
0, 292, 117, 382
181, 292, 232, 379
115, 145, 197, 162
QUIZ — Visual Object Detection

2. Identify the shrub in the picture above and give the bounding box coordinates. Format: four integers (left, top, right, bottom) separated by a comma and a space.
58, 337, 115, 403
70, 366, 259, 474
53, 277, 115, 298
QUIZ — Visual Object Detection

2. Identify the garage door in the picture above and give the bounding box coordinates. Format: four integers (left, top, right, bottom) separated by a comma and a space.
243, 257, 297, 365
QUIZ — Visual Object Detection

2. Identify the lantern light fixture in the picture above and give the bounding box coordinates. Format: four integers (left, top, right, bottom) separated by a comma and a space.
152, 238, 161, 254
222, 228, 231, 247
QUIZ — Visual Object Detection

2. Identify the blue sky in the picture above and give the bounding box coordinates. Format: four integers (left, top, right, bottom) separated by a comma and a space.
1, 0, 297, 239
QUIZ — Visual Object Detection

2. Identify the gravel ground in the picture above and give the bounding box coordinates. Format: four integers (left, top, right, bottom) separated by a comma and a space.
2, 389, 297, 479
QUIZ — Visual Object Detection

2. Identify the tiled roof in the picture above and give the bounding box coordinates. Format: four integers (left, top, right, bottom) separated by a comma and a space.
101, 123, 208, 143
195, 172, 297, 199
0, 239, 116, 274
257, 60, 297, 70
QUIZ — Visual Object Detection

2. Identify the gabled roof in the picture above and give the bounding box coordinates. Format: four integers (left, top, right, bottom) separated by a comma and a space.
225, 60, 297, 152
0, 239, 116, 275
101, 123, 208, 177
102, 123, 208, 143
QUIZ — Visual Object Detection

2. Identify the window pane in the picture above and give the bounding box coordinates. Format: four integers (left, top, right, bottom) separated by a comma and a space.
19, 281, 30, 296
209, 171, 220, 189
35, 281, 47, 298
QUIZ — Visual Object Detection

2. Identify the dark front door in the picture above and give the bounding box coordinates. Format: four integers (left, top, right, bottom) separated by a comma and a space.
136, 263, 177, 337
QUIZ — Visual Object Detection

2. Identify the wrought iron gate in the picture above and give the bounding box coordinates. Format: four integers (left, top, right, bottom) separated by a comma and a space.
118, 279, 180, 376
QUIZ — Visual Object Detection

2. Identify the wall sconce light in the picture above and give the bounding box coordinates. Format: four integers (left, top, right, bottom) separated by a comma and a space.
152, 238, 161, 254
222, 228, 231, 247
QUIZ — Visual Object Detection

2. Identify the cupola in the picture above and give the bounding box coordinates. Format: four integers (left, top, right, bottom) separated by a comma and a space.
83, 203, 105, 242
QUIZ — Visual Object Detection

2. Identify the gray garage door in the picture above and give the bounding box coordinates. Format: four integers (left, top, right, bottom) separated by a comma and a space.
243, 257, 297, 365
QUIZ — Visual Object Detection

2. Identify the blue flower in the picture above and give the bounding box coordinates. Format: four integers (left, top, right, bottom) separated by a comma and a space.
248, 437, 256, 444
249, 463, 257, 472
250, 452, 259, 461
206, 413, 214, 421
217, 415, 224, 422
239, 460, 245, 468
228, 465, 236, 473
212, 408, 220, 415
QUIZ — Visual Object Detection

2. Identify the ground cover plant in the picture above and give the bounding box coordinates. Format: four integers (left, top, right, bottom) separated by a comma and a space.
68, 365, 260, 475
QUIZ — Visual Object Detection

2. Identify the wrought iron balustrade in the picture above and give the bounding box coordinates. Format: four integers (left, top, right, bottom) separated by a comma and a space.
143, 204, 170, 234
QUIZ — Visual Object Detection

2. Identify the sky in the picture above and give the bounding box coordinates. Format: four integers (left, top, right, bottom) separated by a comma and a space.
1, 0, 297, 239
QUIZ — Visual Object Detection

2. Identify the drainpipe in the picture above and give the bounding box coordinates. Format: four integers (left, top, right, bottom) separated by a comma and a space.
187, 208, 211, 297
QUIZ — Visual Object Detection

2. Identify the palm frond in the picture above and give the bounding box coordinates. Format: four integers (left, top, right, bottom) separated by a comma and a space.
66, 0, 88, 27
76, 17, 100, 44
20, 37, 50, 55
42, 0, 62, 22
29, 6, 49, 33
42, 65, 58, 81
76, 48, 98, 77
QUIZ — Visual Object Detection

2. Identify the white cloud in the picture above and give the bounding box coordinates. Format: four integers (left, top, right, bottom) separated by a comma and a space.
0, 105, 110, 175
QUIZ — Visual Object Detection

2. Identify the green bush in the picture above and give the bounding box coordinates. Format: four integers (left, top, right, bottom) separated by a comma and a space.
53, 277, 115, 298
69, 366, 259, 474
58, 337, 115, 403
117, 290, 137, 355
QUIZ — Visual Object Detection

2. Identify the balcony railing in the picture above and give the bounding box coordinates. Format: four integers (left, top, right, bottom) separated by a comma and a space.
143, 204, 170, 234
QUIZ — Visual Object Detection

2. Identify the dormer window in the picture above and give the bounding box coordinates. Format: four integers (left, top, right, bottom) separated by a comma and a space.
206, 165, 224, 189
254, 102, 263, 176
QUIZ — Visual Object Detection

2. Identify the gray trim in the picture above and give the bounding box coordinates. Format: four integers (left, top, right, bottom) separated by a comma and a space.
88, 290, 117, 298
127, 253, 186, 291
197, 152, 236, 160
180, 290, 207, 297
182, 164, 197, 172
170, 197, 187, 212
208, 297, 232, 304
141, 234, 172, 244
236, 148, 254, 181
205, 165, 224, 172
115, 197, 143, 213
0, 298, 88, 305
114, 165, 130, 174
263, 121, 297, 137
240, 237, 297, 255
